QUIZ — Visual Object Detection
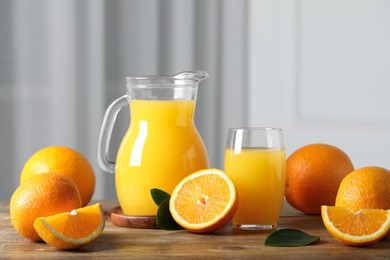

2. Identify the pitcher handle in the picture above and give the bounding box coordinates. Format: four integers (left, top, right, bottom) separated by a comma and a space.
97, 95, 128, 173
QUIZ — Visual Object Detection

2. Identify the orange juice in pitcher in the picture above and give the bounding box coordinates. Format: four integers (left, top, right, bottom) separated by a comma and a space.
97, 71, 209, 224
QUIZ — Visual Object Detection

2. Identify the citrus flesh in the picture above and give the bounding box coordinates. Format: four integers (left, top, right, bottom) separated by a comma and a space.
33, 203, 105, 250
169, 168, 238, 233
321, 205, 390, 246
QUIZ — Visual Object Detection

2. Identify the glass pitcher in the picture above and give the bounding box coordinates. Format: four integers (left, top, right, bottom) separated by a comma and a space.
97, 71, 209, 217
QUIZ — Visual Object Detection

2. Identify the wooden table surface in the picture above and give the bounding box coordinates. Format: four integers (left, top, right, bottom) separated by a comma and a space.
1, 200, 390, 259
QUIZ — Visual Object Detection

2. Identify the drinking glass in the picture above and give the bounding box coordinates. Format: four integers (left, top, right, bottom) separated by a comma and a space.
224, 127, 286, 230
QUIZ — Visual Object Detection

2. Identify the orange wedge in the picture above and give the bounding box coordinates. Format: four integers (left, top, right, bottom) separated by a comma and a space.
169, 168, 238, 233
321, 205, 390, 246
33, 203, 105, 250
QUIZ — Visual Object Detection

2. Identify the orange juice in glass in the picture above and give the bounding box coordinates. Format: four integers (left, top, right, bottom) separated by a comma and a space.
97, 71, 209, 222
224, 127, 286, 230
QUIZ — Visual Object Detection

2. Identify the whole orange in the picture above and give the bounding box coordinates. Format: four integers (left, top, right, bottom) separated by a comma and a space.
335, 166, 390, 212
20, 146, 95, 206
10, 173, 82, 241
286, 143, 354, 214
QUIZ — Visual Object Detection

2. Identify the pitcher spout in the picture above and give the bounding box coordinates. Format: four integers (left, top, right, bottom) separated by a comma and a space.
173, 70, 209, 83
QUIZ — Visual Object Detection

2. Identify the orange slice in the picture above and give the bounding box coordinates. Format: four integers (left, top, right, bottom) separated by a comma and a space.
321, 205, 390, 246
169, 168, 238, 233
33, 203, 105, 250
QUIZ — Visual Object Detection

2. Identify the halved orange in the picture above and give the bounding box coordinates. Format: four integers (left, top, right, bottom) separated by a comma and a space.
321, 205, 390, 246
33, 203, 105, 250
169, 168, 238, 233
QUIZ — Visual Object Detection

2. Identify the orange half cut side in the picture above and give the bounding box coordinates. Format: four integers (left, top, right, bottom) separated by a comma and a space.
33, 203, 105, 250
169, 168, 238, 233
321, 205, 390, 246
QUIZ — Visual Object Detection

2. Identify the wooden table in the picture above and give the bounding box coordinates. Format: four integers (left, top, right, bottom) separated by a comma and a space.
1, 200, 390, 259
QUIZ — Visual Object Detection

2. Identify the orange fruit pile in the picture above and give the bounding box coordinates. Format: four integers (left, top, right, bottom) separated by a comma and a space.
169, 168, 238, 233
321, 205, 390, 246
10, 146, 102, 249
34, 203, 105, 250
20, 146, 95, 206
335, 166, 390, 212
287, 144, 390, 247
286, 144, 354, 214
10, 173, 82, 241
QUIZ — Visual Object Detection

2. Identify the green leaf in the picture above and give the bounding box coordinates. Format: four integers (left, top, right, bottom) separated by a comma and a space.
150, 188, 183, 230
265, 229, 320, 247
156, 198, 183, 230
150, 188, 171, 206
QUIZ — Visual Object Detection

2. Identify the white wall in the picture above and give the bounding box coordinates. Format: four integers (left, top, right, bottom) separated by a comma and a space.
1, 0, 389, 201
248, 0, 390, 170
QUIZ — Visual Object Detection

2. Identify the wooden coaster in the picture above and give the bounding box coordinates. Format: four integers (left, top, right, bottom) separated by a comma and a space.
107, 206, 158, 229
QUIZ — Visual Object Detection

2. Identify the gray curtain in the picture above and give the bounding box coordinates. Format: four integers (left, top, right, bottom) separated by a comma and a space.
0, 0, 249, 200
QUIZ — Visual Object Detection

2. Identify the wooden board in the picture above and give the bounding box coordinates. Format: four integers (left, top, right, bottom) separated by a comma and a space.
1, 200, 390, 259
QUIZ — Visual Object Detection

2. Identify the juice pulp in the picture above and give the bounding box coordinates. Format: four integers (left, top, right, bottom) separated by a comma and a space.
116, 100, 209, 216
224, 148, 286, 226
